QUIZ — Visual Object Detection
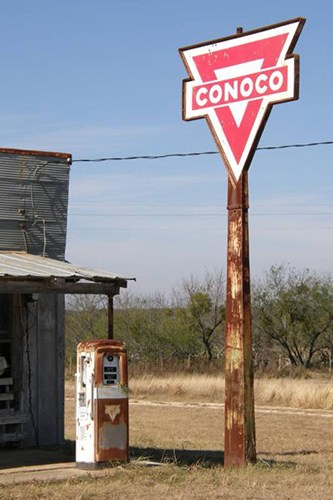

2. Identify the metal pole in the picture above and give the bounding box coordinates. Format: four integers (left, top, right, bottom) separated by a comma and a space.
108, 294, 114, 340
224, 170, 256, 467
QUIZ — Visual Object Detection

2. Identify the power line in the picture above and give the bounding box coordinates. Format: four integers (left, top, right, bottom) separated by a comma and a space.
69, 212, 333, 217
72, 140, 333, 164
68, 225, 333, 232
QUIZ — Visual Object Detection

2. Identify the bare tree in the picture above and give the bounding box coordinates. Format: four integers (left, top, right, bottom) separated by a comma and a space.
65, 294, 108, 373
253, 265, 333, 368
173, 270, 226, 362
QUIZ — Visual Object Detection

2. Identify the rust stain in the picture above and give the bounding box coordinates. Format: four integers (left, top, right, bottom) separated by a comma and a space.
76, 340, 129, 463
96, 398, 129, 462
77, 340, 127, 386
78, 339, 125, 352
225, 172, 256, 467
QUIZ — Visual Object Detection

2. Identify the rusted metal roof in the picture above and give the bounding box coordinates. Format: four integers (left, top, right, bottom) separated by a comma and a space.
0, 252, 134, 283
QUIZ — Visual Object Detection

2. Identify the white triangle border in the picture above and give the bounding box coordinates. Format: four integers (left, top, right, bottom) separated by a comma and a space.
181, 21, 301, 183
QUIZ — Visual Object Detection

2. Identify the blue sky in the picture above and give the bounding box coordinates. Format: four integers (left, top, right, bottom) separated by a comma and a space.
0, 1, 332, 294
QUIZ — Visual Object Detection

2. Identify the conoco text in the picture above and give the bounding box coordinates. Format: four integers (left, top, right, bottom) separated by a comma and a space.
192, 66, 288, 109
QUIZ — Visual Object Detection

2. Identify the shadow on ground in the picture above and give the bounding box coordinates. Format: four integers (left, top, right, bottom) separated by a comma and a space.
0, 441, 74, 470
130, 446, 224, 465
0, 442, 224, 470
0, 442, 301, 470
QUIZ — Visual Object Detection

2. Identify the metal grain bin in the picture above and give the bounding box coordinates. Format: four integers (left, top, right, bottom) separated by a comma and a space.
0, 148, 71, 260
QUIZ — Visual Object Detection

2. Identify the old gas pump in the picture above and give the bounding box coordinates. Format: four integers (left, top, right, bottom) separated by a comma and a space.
75, 340, 129, 468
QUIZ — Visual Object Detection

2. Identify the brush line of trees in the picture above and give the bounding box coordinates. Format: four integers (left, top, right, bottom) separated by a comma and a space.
65, 265, 333, 374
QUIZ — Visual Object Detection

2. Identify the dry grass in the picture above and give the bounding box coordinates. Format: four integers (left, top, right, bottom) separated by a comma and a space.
1, 464, 333, 500
255, 377, 333, 409
1, 374, 333, 499
129, 373, 333, 409
130, 373, 224, 402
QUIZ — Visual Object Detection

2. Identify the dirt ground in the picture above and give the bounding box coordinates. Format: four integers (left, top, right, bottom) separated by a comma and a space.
0, 389, 332, 498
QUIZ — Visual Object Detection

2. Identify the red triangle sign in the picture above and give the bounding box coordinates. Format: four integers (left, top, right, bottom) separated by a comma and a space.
179, 19, 305, 185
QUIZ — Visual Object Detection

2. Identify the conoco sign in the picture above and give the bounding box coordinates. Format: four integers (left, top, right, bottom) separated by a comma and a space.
179, 18, 305, 185
179, 19, 305, 467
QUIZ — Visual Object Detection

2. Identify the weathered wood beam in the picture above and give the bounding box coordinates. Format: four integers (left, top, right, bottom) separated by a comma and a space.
0, 280, 124, 295
108, 294, 114, 339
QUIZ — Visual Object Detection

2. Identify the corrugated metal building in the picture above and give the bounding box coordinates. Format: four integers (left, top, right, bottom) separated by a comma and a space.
0, 148, 132, 448
0, 148, 70, 260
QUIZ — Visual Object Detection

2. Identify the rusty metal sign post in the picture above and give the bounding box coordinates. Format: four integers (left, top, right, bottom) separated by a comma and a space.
179, 18, 305, 466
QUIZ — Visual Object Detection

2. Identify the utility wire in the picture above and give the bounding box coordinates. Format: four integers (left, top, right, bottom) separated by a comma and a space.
69, 212, 333, 217
72, 140, 333, 163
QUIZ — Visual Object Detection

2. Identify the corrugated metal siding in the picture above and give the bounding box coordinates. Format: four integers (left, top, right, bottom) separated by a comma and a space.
0, 151, 70, 260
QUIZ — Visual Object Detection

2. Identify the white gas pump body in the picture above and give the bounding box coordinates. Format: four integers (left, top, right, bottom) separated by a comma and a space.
75, 340, 129, 468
